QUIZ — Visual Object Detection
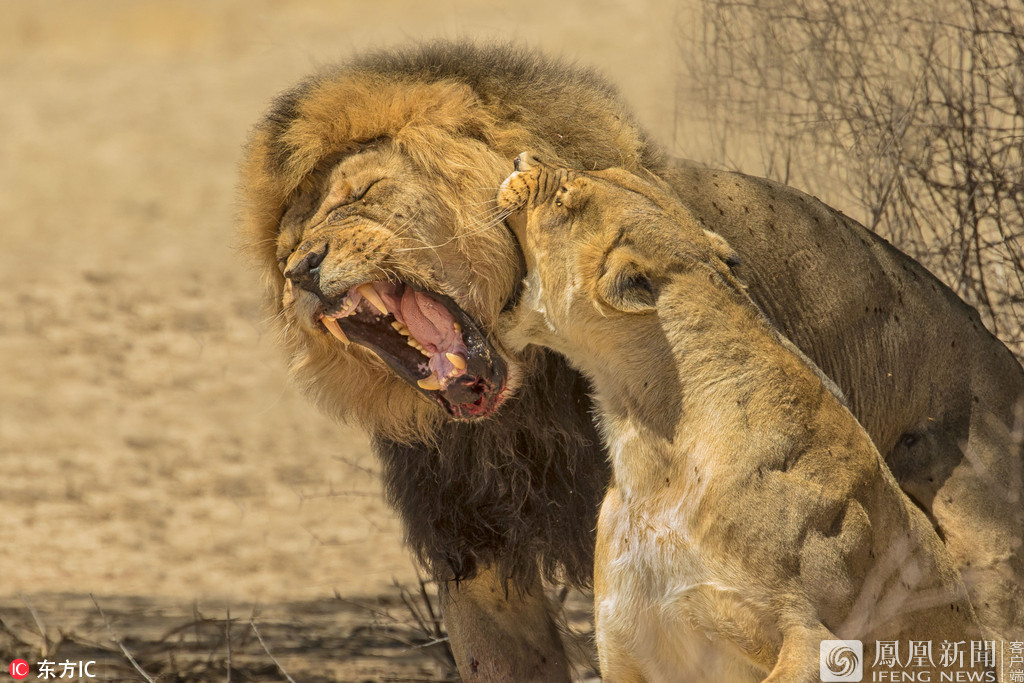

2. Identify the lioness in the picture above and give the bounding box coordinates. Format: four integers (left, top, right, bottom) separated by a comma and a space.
497, 153, 986, 681
239, 42, 1023, 680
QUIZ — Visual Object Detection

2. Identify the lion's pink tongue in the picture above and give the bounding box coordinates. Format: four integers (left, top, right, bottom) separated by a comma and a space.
400, 288, 452, 352
338, 281, 470, 392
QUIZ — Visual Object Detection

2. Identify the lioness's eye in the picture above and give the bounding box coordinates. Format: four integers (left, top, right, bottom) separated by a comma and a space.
554, 184, 570, 208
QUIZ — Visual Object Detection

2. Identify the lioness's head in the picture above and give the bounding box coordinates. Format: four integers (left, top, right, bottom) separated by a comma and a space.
496, 152, 740, 359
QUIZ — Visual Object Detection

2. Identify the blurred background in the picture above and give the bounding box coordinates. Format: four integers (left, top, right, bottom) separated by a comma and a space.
0, 0, 1019, 680
0, 0, 691, 603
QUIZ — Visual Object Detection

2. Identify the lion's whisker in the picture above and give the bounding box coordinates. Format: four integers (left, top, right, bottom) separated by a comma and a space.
383, 209, 424, 240
392, 209, 513, 253
460, 198, 501, 210
261, 309, 289, 328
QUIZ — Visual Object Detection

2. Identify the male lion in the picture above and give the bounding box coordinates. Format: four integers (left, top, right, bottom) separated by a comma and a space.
239, 42, 1023, 680
497, 153, 986, 682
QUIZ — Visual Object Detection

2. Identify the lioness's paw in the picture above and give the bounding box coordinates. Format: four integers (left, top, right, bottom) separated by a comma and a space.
498, 151, 546, 211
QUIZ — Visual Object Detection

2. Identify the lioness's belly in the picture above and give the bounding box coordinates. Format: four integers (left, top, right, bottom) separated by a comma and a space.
594, 488, 765, 682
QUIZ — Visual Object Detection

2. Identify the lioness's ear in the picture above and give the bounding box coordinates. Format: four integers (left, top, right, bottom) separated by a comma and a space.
703, 229, 740, 268
597, 250, 656, 313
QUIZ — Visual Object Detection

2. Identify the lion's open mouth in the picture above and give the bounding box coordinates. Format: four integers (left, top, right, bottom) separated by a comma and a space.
318, 281, 508, 419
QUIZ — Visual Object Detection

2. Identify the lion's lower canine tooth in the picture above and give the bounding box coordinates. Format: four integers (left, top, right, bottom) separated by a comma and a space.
320, 316, 350, 345
358, 284, 388, 315
453, 322, 462, 334
417, 375, 442, 391
446, 353, 467, 370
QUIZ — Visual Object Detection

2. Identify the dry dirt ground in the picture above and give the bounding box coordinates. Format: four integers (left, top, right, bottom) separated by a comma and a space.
0, 1, 695, 680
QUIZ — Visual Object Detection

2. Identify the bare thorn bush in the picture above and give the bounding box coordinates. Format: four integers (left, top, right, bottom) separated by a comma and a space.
681, 0, 1024, 357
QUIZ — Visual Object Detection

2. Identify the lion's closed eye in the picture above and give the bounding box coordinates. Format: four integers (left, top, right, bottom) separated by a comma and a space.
325, 179, 383, 218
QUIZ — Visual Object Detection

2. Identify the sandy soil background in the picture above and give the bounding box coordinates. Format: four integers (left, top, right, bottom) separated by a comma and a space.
0, 1, 704, 679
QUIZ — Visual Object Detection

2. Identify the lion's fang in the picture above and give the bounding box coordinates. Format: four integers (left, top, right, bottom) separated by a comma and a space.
446, 353, 467, 370
320, 316, 350, 345
357, 284, 388, 315
417, 374, 442, 391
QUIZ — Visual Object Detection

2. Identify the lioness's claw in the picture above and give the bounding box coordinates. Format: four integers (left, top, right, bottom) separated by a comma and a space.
358, 284, 388, 315
320, 315, 350, 345
417, 374, 442, 391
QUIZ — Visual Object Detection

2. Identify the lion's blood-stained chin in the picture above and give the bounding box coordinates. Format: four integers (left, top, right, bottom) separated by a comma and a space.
239, 42, 661, 585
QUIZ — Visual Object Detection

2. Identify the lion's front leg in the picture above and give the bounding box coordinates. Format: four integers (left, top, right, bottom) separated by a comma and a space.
441, 565, 571, 683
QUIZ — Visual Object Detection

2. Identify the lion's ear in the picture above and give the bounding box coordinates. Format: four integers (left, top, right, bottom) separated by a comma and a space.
704, 229, 740, 269
597, 250, 657, 313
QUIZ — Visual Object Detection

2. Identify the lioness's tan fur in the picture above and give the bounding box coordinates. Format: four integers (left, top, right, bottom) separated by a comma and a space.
498, 155, 986, 681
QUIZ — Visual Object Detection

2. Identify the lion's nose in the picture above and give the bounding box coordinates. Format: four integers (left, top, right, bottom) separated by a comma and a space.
284, 245, 327, 294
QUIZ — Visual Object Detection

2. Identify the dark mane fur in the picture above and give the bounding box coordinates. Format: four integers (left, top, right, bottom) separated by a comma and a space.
375, 350, 608, 588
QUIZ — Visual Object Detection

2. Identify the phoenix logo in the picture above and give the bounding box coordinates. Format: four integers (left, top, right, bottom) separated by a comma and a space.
820, 640, 863, 681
